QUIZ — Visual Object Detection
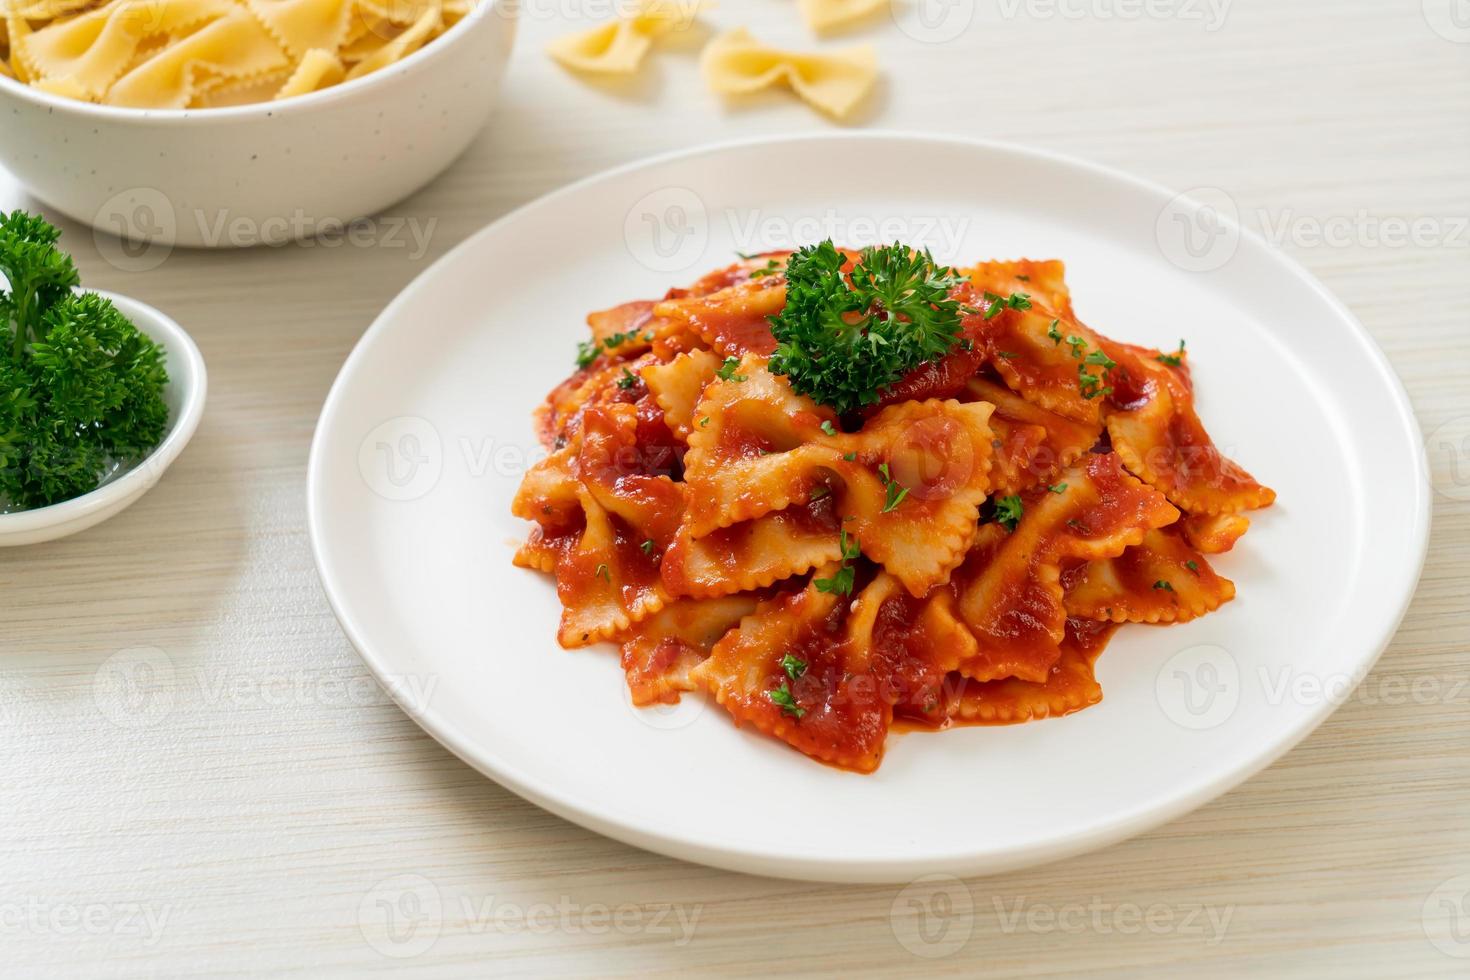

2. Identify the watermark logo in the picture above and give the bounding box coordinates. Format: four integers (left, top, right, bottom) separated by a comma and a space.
92, 646, 176, 729
622, 679, 708, 731
1423, 872, 1470, 958
888, 414, 980, 501
1155, 643, 1239, 730
1426, 415, 1470, 502
358, 416, 444, 502
359, 874, 443, 959
0, 899, 173, 947
1423, 0, 1470, 43
725, 209, 969, 258
625, 187, 709, 273
892, 0, 976, 43
1156, 186, 1240, 272
890, 874, 974, 958
93, 187, 176, 273
995, 0, 1232, 31
994, 896, 1233, 943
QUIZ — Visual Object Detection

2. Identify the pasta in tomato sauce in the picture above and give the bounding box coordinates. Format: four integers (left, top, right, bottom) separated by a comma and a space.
512, 246, 1274, 772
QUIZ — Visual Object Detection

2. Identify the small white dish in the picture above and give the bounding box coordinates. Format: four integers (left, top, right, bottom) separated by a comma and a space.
0, 1, 517, 248
308, 133, 1429, 882
0, 290, 207, 546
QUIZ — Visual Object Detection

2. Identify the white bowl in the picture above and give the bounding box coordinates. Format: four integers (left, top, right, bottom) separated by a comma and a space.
0, 290, 207, 546
0, 1, 517, 248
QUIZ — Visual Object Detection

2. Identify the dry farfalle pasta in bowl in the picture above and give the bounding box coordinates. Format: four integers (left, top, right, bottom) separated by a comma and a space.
0, 0, 517, 246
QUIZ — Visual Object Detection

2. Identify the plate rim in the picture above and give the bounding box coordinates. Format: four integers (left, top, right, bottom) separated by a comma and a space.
307, 131, 1431, 882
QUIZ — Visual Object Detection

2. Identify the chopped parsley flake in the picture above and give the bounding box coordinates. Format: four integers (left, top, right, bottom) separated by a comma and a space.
878, 462, 910, 513
994, 495, 1024, 531
1157, 339, 1187, 367
1152, 580, 1174, 592
616, 367, 637, 390
716, 356, 747, 382
820, 420, 838, 437
767, 684, 805, 718
781, 654, 807, 682
1048, 483, 1068, 494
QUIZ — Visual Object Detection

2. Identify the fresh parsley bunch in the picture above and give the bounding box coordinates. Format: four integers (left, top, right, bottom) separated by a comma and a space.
0, 211, 169, 510
767, 240, 969, 414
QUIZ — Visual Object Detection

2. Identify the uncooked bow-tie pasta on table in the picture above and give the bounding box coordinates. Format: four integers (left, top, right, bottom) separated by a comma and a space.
512, 242, 1276, 773
0, 0, 474, 108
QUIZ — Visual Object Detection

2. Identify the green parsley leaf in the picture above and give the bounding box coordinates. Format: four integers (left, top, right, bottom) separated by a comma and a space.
994, 495, 1024, 531
616, 367, 637, 390
767, 240, 969, 414
1048, 483, 1068, 494
820, 420, 838, 437
814, 565, 855, 596
767, 684, 805, 718
781, 654, 807, 682
716, 356, 747, 382
878, 462, 909, 513
1185, 559, 1199, 573
641, 539, 655, 555
842, 451, 857, 462
1152, 580, 1174, 592
1047, 319, 1063, 345
1157, 338, 1187, 367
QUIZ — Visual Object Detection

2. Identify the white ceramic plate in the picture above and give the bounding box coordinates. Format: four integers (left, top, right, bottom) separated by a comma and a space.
308, 134, 1429, 883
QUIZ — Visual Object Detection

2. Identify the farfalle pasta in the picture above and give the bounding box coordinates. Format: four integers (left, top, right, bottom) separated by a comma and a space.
512, 244, 1275, 772
0, 0, 471, 107
700, 27, 876, 119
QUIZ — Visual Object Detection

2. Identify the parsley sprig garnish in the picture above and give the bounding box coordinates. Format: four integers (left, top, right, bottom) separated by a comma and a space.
0, 211, 170, 510
767, 241, 970, 414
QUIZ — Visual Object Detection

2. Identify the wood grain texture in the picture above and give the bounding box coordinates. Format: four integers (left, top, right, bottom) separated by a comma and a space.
2, 0, 1467, 975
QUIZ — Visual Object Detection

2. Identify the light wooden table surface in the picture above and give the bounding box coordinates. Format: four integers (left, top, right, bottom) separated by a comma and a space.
4, 1, 1468, 975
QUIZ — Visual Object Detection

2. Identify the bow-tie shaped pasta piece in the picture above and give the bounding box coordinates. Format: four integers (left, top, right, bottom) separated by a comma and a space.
681, 356, 995, 596
619, 595, 759, 706
946, 618, 1112, 724
245, 0, 352, 59
950, 452, 1179, 683
106, 9, 289, 108
700, 27, 877, 119
1104, 344, 1276, 514
17, 0, 237, 99
961, 259, 1076, 320
651, 277, 784, 359
661, 497, 847, 599
692, 569, 958, 772
274, 47, 343, 99
513, 401, 685, 647
965, 376, 1099, 496
797, 0, 886, 32
641, 348, 722, 441
547, 0, 699, 74
1062, 527, 1235, 625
